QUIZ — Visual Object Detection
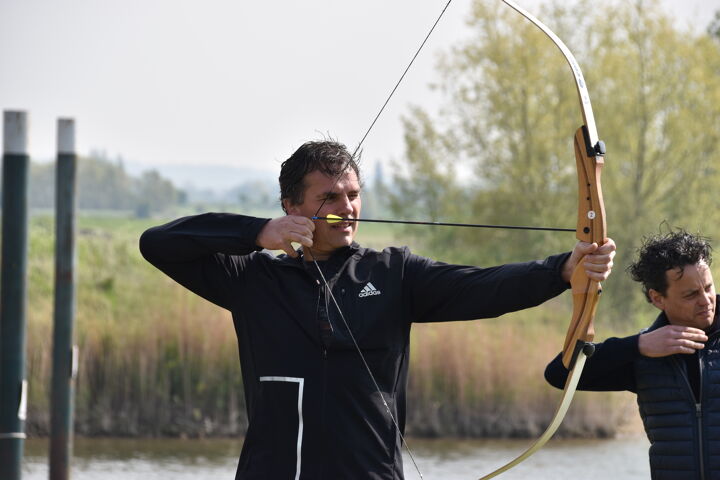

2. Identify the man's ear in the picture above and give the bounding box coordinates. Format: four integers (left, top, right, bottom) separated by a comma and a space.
282, 198, 300, 216
648, 289, 665, 311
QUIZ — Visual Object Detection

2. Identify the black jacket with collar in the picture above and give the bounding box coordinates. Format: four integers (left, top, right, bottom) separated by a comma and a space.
140, 212, 570, 480
545, 301, 720, 480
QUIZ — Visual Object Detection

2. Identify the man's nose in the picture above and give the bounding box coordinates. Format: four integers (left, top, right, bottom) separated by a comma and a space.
700, 291, 713, 306
337, 195, 353, 215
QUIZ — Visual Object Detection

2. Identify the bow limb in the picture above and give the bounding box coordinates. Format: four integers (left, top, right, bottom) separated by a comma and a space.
479, 2, 607, 478
478, 351, 590, 480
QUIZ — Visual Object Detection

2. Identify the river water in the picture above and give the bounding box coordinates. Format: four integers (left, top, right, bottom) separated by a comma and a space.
23, 435, 650, 479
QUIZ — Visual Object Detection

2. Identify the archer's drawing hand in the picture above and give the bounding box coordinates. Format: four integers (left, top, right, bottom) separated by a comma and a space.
256, 216, 315, 258
561, 237, 616, 283
638, 325, 707, 357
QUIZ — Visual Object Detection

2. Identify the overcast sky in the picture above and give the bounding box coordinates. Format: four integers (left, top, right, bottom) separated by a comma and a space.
2, 0, 719, 187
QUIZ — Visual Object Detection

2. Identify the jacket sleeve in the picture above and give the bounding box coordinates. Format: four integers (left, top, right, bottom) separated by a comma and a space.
404, 251, 570, 323
139, 212, 271, 310
544, 334, 640, 393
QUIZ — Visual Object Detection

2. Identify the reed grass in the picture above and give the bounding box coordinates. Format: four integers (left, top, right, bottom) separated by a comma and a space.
23, 214, 636, 438
407, 309, 635, 438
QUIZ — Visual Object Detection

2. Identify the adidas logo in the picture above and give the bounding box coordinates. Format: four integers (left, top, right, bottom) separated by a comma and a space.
358, 282, 381, 298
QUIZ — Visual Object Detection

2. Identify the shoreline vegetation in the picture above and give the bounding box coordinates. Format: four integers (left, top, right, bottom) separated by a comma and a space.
24, 214, 638, 439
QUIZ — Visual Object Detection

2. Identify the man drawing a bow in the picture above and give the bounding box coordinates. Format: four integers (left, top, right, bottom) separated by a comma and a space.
140, 140, 616, 479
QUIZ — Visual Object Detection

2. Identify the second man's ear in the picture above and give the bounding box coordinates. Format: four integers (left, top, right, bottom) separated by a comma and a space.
648, 289, 665, 311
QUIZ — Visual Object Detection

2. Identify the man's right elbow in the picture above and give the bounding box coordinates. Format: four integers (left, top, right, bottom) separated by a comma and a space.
138, 228, 159, 262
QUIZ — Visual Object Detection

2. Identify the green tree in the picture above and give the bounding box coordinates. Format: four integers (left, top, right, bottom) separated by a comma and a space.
133, 169, 181, 218
390, 0, 720, 327
709, 10, 720, 41
23, 151, 182, 216
77, 154, 135, 211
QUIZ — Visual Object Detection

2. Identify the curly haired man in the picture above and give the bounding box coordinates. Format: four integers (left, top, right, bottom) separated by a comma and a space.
545, 230, 718, 480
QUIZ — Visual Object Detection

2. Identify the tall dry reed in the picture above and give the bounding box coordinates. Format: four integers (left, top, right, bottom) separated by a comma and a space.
24, 216, 636, 438
406, 306, 635, 437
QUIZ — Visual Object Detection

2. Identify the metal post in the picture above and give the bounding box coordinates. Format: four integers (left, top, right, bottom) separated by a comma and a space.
0, 110, 30, 480
50, 118, 78, 480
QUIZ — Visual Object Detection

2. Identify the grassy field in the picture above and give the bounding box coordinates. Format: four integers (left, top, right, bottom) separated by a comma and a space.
23, 212, 637, 438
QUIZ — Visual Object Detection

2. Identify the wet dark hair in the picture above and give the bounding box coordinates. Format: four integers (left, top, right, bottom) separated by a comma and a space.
627, 230, 712, 301
279, 140, 360, 213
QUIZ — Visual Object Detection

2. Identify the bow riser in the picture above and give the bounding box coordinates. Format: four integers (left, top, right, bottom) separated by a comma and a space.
562, 126, 606, 368
574, 126, 606, 245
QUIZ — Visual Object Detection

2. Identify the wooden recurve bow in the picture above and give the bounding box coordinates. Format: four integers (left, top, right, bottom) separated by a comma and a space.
478, 1, 607, 478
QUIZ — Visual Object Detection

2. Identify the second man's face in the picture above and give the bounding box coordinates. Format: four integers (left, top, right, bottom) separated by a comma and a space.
651, 261, 716, 331
286, 169, 361, 258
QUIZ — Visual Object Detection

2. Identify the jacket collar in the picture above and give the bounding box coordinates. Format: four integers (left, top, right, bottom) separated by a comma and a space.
645, 311, 670, 333
274, 242, 362, 269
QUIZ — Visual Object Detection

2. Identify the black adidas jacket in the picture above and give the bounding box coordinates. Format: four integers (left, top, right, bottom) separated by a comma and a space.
139, 212, 571, 480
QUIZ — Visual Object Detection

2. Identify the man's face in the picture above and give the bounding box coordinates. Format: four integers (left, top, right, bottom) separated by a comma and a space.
649, 261, 716, 330
285, 169, 361, 259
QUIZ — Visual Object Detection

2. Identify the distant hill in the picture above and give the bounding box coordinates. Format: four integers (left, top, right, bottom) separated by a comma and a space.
122, 161, 281, 208
6, 154, 385, 217
8, 153, 182, 217
123, 161, 276, 192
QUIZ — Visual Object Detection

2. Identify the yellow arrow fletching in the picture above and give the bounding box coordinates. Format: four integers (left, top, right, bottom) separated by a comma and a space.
325, 214, 343, 224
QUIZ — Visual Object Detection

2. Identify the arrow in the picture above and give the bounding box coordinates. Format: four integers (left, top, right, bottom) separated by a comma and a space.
312, 214, 574, 233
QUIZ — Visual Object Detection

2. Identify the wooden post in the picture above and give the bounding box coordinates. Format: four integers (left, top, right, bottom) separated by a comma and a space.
50, 118, 78, 480
0, 110, 30, 480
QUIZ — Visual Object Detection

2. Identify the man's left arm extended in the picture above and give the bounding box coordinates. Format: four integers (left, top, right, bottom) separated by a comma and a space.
405, 239, 615, 323
405, 252, 571, 323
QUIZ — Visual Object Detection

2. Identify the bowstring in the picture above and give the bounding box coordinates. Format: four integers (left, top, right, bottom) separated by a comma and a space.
311, 0, 453, 219
310, 262, 425, 478
305, 2, 454, 478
